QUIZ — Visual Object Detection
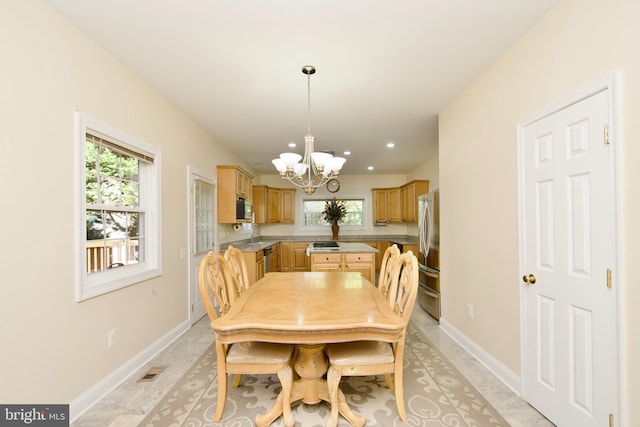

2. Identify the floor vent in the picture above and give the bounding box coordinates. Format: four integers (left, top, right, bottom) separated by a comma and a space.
137, 365, 166, 383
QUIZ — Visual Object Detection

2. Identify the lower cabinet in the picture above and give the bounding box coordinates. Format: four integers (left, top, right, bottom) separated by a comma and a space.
310, 252, 375, 282
402, 244, 418, 256
280, 242, 311, 271
242, 250, 264, 285
365, 241, 390, 273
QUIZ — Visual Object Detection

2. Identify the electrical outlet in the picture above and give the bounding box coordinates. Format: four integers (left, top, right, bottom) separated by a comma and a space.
107, 329, 117, 347
467, 304, 474, 319
180, 248, 187, 259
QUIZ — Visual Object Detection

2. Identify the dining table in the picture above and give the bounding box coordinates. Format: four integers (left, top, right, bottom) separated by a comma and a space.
209, 271, 407, 427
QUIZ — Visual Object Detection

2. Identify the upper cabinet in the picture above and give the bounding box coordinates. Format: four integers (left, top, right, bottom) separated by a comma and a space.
372, 180, 428, 223
401, 180, 429, 222
371, 187, 402, 224
253, 185, 296, 224
217, 165, 254, 224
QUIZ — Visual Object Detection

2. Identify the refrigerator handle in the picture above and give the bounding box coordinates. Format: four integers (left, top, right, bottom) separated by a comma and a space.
420, 197, 431, 262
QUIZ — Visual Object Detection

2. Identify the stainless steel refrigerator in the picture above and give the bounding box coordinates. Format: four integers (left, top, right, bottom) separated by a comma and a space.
418, 189, 440, 320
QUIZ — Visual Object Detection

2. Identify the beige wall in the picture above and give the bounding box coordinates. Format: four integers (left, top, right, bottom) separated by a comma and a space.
0, 0, 249, 403
439, 0, 638, 423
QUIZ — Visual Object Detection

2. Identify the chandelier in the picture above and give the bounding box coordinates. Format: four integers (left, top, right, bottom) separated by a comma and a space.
272, 65, 346, 195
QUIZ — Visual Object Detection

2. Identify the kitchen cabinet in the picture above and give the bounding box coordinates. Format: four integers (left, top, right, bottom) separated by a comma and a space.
216, 165, 254, 224
280, 242, 291, 271
365, 241, 390, 272
253, 185, 296, 224
280, 242, 311, 271
402, 243, 418, 256
241, 249, 264, 285
281, 189, 295, 223
371, 188, 401, 223
371, 180, 428, 224
401, 180, 429, 222
310, 252, 375, 282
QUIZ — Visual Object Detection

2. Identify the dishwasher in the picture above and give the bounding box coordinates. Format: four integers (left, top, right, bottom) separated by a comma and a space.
264, 245, 276, 273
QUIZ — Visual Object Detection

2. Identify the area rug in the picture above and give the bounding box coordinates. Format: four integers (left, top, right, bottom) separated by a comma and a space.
140, 323, 508, 426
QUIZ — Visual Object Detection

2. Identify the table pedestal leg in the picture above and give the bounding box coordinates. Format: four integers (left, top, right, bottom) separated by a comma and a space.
255, 344, 366, 427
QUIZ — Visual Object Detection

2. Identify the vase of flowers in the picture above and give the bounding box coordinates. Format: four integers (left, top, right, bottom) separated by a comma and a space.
322, 198, 347, 240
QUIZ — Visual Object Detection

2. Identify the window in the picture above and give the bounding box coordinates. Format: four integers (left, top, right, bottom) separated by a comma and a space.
77, 112, 161, 301
303, 198, 365, 228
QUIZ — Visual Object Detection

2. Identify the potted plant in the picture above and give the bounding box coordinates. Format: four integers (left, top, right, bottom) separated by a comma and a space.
322, 198, 347, 240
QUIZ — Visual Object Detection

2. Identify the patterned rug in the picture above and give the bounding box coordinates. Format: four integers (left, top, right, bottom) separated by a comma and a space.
140, 323, 508, 426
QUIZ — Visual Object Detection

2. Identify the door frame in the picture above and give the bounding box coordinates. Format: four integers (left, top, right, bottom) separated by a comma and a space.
516, 73, 622, 422
187, 165, 218, 324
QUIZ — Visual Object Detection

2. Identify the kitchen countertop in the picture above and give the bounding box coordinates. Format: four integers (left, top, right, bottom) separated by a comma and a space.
306, 242, 378, 254
231, 241, 278, 252
223, 235, 417, 253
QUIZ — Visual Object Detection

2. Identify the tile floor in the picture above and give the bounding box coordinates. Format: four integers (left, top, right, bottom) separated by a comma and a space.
71, 307, 554, 427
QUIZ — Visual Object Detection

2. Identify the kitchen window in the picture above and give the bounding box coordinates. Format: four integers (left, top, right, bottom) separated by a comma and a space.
76, 112, 161, 301
302, 198, 365, 228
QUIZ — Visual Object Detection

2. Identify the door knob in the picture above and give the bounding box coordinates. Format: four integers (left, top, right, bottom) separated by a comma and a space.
522, 274, 536, 284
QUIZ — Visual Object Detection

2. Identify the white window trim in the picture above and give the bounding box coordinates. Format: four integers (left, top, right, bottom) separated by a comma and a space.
300, 197, 367, 231
75, 111, 162, 301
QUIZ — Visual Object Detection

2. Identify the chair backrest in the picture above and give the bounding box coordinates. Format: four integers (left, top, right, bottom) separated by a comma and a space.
386, 251, 419, 322
224, 245, 250, 295
198, 251, 240, 321
377, 244, 401, 300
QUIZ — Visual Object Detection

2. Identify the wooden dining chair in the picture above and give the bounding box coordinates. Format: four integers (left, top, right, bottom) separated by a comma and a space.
325, 251, 419, 425
198, 251, 295, 426
377, 244, 401, 301
224, 245, 250, 295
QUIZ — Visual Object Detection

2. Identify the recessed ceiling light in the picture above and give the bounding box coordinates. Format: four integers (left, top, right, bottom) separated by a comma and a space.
386, 142, 395, 148
367, 166, 374, 171
288, 142, 296, 148
343, 150, 351, 156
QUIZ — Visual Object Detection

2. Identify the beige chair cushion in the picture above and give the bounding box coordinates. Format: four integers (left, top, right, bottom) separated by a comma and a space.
326, 341, 394, 365
226, 341, 294, 364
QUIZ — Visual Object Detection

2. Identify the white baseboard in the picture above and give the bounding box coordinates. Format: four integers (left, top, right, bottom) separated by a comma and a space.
69, 319, 191, 422
439, 317, 521, 395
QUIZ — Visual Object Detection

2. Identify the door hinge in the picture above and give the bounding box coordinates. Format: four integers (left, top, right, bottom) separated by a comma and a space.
604, 124, 610, 145
607, 268, 613, 289
609, 413, 614, 427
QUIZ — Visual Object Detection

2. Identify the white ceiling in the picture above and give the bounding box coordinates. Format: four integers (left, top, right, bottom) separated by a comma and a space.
44, 0, 558, 175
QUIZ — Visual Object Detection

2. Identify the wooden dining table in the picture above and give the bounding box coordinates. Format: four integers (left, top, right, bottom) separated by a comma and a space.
210, 271, 406, 427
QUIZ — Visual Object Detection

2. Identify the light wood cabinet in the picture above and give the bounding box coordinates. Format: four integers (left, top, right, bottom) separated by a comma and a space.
401, 180, 429, 222
388, 188, 402, 222
402, 243, 418, 256
217, 165, 254, 224
236, 168, 253, 199
310, 252, 375, 282
371, 188, 401, 223
281, 189, 295, 223
366, 241, 390, 272
280, 242, 311, 271
280, 242, 292, 271
372, 180, 427, 224
239, 249, 264, 285
310, 253, 342, 273
253, 185, 296, 224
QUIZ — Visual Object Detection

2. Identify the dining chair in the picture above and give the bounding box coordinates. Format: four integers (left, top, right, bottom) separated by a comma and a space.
224, 245, 250, 295
199, 251, 295, 426
325, 251, 419, 425
377, 244, 401, 300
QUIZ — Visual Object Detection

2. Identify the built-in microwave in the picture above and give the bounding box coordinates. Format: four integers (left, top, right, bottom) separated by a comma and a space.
235, 197, 252, 222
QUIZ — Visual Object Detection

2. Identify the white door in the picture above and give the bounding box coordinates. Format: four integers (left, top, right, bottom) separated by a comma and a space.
188, 167, 216, 324
519, 88, 617, 426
